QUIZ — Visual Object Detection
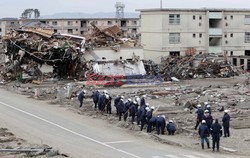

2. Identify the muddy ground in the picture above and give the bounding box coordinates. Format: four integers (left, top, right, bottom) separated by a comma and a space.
0, 127, 67, 158
2, 74, 250, 156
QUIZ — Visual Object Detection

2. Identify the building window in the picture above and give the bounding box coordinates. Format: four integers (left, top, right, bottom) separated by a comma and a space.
193, 15, 196, 20
76, 29, 78, 31
169, 14, 180, 24
231, 51, 234, 56
231, 33, 233, 37
199, 23, 202, 27
80, 31, 84, 35
54, 29, 57, 33
193, 34, 196, 38
225, 40, 228, 44
107, 21, 113, 25
0, 28, 1, 32
231, 16, 233, 20
225, 16, 227, 20
199, 15, 202, 20
52, 21, 57, 25
225, 34, 227, 38
225, 23, 228, 27
169, 33, 180, 44
245, 15, 250, 25
68, 29, 73, 34
245, 32, 250, 43
76, 21, 78, 24
199, 33, 202, 38
132, 21, 137, 25
132, 28, 137, 33
68, 21, 73, 25
233, 58, 237, 65
10, 22, 15, 25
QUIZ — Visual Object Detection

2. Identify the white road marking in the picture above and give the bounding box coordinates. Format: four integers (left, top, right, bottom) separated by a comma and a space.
0, 101, 141, 158
104, 140, 134, 144
165, 154, 180, 158
183, 155, 199, 158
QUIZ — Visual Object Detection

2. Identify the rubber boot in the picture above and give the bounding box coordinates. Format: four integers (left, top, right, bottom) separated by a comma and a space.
202, 144, 204, 149
207, 143, 210, 149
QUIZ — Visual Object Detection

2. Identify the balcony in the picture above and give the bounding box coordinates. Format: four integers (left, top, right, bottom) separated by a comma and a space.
209, 28, 222, 36
209, 47, 222, 54
209, 12, 223, 19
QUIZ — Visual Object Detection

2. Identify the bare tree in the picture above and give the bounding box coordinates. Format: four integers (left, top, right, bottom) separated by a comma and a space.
21, 9, 40, 19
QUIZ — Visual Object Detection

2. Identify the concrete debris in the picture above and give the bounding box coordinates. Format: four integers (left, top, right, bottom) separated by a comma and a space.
159, 55, 243, 81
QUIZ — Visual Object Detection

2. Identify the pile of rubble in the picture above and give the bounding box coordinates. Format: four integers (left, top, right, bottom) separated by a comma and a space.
160, 55, 243, 81
0, 23, 139, 83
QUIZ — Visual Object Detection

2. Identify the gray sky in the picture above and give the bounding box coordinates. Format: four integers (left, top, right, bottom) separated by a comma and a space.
1, 0, 250, 18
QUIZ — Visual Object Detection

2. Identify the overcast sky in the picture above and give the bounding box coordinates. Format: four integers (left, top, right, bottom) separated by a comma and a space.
1, 0, 250, 18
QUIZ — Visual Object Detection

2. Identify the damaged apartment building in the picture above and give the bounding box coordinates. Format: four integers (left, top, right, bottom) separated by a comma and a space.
138, 8, 250, 71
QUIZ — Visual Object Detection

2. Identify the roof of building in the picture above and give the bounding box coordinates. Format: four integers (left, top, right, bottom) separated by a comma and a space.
0, 18, 18, 21
137, 8, 250, 12
20, 21, 54, 29
38, 17, 139, 21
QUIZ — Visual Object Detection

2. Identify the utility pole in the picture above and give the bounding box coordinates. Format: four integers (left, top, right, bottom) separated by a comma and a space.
160, 0, 163, 9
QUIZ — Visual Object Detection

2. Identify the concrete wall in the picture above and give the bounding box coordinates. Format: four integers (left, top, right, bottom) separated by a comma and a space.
84, 48, 144, 61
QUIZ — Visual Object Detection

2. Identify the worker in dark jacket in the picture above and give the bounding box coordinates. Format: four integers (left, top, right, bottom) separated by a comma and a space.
211, 119, 222, 151
140, 95, 146, 106
124, 99, 132, 121
137, 104, 146, 125
140, 106, 148, 131
129, 101, 137, 124
114, 96, 123, 115
167, 120, 176, 135
199, 120, 210, 149
146, 106, 154, 124
205, 104, 212, 115
203, 110, 213, 132
106, 95, 112, 114
98, 92, 105, 111
156, 115, 166, 135
91, 90, 100, 109
222, 110, 231, 137
117, 99, 125, 121
78, 90, 86, 108
195, 104, 204, 130
147, 116, 157, 133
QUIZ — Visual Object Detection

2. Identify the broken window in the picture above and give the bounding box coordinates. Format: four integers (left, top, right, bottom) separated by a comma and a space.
231, 33, 233, 37
199, 33, 202, 38
0, 28, 1, 32
233, 58, 237, 66
68, 29, 73, 34
52, 21, 57, 25
169, 33, 180, 44
245, 15, 250, 24
225, 16, 227, 20
245, 50, 250, 56
132, 21, 137, 25
169, 14, 180, 24
121, 20, 127, 27
231, 16, 233, 20
81, 21, 87, 27
132, 28, 137, 33
54, 29, 57, 33
193, 15, 196, 20
10, 22, 15, 25
199, 15, 202, 20
193, 34, 196, 38
245, 32, 250, 43
231, 51, 234, 56
108, 21, 113, 25
68, 21, 73, 26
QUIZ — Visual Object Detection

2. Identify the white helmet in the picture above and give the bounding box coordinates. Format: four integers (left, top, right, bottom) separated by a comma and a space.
145, 103, 149, 106
207, 104, 211, 108
197, 104, 201, 108
105, 94, 109, 99
143, 95, 146, 98
145, 107, 150, 111
133, 101, 137, 104
120, 99, 124, 101
128, 98, 132, 102
121, 96, 124, 99
169, 120, 173, 123
204, 110, 209, 113
104, 90, 107, 94
97, 90, 100, 92
162, 115, 166, 119
83, 90, 86, 93
224, 110, 229, 113
204, 102, 208, 105
202, 120, 206, 124
151, 106, 155, 110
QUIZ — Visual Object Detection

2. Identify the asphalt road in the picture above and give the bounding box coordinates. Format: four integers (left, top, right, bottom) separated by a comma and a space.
0, 88, 246, 158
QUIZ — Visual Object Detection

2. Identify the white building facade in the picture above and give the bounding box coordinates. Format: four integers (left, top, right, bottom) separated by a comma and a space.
139, 8, 250, 64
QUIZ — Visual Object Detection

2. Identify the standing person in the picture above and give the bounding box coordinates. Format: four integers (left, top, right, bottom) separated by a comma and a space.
97, 92, 105, 111
198, 120, 210, 149
106, 94, 112, 114
140, 95, 146, 106
91, 90, 100, 110
78, 90, 86, 108
137, 103, 146, 125
195, 104, 204, 130
129, 101, 137, 124
114, 95, 123, 115
117, 98, 125, 121
140, 106, 148, 131
166, 120, 176, 135
211, 119, 222, 151
205, 104, 212, 115
222, 110, 231, 137
124, 99, 132, 121
203, 110, 213, 132
156, 115, 166, 135
146, 106, 154, 124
